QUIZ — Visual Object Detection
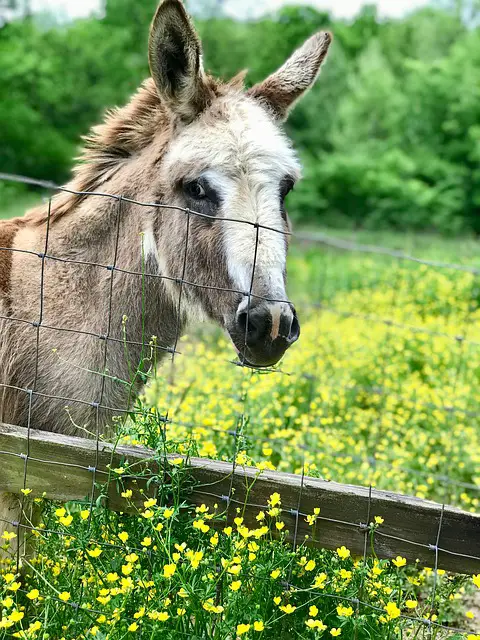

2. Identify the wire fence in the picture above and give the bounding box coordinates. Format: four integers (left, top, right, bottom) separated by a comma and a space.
0, 172, 479, 638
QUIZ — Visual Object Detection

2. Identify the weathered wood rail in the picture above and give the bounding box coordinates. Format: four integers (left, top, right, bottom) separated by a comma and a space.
0, 422, 479, 574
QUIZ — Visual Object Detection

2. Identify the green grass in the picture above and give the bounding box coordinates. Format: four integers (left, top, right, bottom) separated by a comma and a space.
0, 192, 44, 220
295, 225, 480, 263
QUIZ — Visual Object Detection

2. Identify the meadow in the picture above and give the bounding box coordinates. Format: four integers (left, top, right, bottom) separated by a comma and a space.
0, 196, 479, 639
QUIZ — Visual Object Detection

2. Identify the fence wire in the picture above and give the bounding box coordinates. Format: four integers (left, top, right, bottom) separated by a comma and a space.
0, 172, 479, 638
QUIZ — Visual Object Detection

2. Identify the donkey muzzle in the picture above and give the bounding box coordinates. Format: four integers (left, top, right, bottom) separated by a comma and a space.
228, 298, 300, 367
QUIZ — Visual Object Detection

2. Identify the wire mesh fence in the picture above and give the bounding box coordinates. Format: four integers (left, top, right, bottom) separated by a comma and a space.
0, 172, 479, 639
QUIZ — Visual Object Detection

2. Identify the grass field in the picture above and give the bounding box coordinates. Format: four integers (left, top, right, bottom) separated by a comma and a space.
0, 191, 479, 638
0, 191, 44, 220
145, 240, 480, 509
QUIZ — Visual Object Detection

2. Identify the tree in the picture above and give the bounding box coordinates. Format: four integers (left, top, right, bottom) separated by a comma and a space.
1, 1, 478, 233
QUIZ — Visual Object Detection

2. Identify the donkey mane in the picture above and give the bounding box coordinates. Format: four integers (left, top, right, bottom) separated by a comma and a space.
28, 73, 246, 227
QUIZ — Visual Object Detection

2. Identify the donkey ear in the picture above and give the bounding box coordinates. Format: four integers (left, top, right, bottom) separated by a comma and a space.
247, 32, 332, 121
149, 0, 211, 123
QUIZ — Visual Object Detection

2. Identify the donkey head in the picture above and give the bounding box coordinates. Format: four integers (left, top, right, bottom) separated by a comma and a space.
148, 0, 331, 367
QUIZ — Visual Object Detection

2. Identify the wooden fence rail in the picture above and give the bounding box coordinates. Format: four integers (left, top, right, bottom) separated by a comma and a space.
0, 422, 479, 574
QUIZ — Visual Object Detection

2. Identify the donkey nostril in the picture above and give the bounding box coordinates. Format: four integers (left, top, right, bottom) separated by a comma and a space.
288, 312, 300, 343
237, 309, 265, 345
237, 310, 248, 334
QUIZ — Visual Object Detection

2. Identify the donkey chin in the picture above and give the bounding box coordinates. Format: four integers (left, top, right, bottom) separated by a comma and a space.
226, 300, 300, 368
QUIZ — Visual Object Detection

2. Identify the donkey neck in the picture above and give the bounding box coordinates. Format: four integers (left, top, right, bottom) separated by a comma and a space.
47, 167, 183, 385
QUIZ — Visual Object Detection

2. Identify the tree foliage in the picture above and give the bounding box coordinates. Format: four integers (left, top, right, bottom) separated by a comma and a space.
1, 2, 479, 233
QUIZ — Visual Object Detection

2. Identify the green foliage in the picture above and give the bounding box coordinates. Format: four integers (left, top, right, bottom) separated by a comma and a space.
1, 2, 480, 233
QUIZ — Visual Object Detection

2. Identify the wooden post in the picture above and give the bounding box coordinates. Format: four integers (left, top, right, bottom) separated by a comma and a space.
0, 422, 478, 574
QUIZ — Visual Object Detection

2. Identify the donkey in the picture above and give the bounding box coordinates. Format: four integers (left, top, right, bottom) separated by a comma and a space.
0, 0, 331, 553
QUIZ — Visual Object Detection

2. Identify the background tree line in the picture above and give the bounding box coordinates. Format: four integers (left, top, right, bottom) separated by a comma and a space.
1, 0, 479, 233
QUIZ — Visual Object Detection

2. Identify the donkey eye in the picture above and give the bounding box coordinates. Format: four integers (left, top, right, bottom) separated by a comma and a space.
184, 180, 207, 200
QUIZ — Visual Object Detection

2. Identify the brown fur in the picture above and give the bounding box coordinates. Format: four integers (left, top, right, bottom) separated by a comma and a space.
0, 219, 24, 299
29, 76, 238, 228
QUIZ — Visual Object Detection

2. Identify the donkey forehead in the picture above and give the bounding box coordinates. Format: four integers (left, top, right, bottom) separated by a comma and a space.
161, 95, 301, 183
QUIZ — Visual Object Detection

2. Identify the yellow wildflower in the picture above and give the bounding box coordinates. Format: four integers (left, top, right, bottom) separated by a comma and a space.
9, 610, 24, 623
269, 492, 281, 507
392, 556, 407, 568
193, 519, 210, 533
237, 623, 251, 635
313, 573, 327, 588
163, 563, 177, 579
385, 602, 401, 620
202, 599, 224, 614
306, 620, 327, 630
1, 531, 16, 541
228, 564, 241, 576
280, 604, 296, 614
